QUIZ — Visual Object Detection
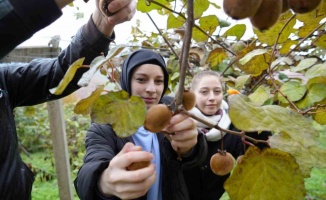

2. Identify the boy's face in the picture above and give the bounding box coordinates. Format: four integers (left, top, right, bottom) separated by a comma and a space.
193, 75, 223, 115
131, 64, 165, 110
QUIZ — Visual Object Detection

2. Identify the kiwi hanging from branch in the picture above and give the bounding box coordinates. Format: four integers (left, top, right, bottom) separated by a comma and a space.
250, 0, 282, 31
288, 0, 322, 14
223, 0, 262, 20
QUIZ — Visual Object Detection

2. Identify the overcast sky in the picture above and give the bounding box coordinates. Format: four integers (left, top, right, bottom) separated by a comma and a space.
19, 1, 254, 49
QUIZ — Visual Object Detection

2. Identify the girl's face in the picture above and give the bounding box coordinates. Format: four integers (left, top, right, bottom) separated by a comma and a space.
131, 64, 165, 110
193, 75, 223, 115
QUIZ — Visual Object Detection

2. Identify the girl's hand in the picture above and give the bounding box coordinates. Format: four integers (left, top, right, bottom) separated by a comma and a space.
97, 142, 156, 199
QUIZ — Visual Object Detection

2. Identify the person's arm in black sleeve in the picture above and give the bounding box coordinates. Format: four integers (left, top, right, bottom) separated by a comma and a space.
0, 0, 70, 58
1, 15, 114, 107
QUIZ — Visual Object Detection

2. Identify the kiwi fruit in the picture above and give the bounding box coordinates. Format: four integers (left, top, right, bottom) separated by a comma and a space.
126, 161, 151, 171
144, 104, 173, 133
223, 0, 263, 20
182, 90, 196, 111
281, 0, 290, 13
250, 0, 282, 31
99, 0, 115, 17
210, 151, 235, 176
288, 0, 321, 14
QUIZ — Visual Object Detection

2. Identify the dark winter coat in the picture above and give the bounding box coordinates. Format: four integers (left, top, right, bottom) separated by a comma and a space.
74, 96, 208, 200
183, 124, 243, 200
0, 0, 64, 59
0, 16, 115, 199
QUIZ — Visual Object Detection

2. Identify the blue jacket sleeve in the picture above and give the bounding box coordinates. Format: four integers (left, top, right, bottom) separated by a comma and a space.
0, 0, 63, 58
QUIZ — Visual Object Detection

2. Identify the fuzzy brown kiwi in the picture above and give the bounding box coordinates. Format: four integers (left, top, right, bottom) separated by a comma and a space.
99, 0, 115, 17
288, 0, 321, 14
182, 90, 196, 111
223, 0, 263, 20
250, 0, 282, 31
281, 0, 290, 13
210, 151, 235, 176
144, 104, 173, 133
126, 161, 151, 171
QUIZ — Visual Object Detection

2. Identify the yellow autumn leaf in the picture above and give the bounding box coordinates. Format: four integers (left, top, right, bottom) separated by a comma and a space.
206, 48, 227, 67
49, 57, 85, 95
74, 85, 104, 115
270, 133, 326, 177
91, 90, 147, 137
224, 147, 305, 200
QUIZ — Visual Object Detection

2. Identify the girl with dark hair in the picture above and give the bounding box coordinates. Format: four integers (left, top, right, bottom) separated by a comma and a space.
74, 49, 207, 200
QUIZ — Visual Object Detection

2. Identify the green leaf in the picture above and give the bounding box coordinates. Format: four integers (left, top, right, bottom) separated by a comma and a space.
228, 94, 319, 148
313, 99, 326, 125
270, 134, 326, 177
239, 49, 268, 65
198, 15, 219, 35
235, 75, 251, 90
206, 48, 227, 67
305, 63, 326, 79
225, 147, 305, 200
315, 34, 326, 49
290, 58, 318, 72
223, 24, 246, 40
277, 81, 307, 103
248, 85, 271, 106
279, 39, 299, 55
238, 48, 270, 76
194, 0, 210, 19
167, 14, 185, 29
278, 73, 289, 81
137, 0, 168, 13
296, 83, 326, 109
91, 90, 147, 137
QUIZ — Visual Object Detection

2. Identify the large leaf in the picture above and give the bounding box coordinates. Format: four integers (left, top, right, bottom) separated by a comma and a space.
236, 50, 270, 76
290, 58, 318, 72
91, 90, 147, 137
296, 83, 326, 109
223, 24, 246, 40
305, 63, 326, 79
277, 81, 307, 103
198, 15, 219, 36
167, 14, 185, 29
137, 0, 168, 13
248, 85, 271, 106
206, 48, 227, 67
193, 0, 210, 19
228, 94, 319, 147
74, 85, 104, 115
270, 134, 326, 177
224, 147, 305, 200
313, 98, 326, 125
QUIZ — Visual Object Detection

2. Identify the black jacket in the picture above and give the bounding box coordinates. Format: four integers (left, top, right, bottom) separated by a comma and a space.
0, 16, 114, 199
183, 124, 244, 200
0, 0, 63, 59
74, 97, 208, 200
